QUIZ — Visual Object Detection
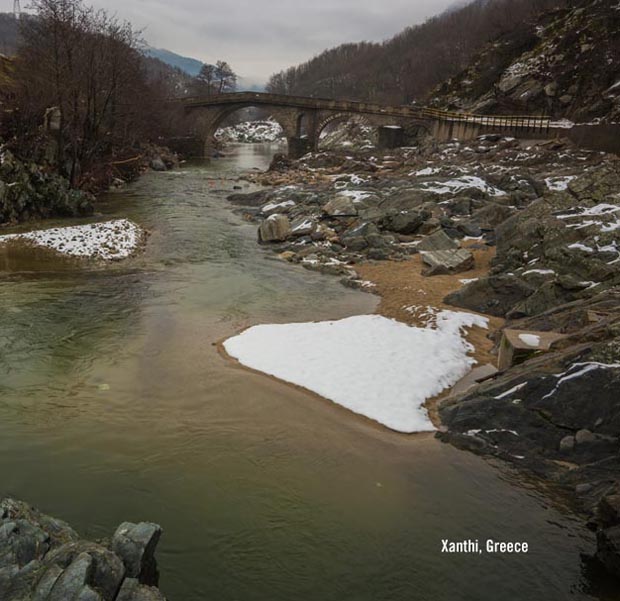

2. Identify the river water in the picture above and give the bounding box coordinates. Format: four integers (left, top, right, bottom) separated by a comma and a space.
0, 143, 614, 600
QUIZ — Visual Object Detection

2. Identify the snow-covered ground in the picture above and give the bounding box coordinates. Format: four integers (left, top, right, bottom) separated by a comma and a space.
224, 312, 488, 433
0, 219, 144, 260
215, 119, 284, 143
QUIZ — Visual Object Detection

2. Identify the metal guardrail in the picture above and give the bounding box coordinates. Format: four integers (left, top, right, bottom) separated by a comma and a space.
420, 107, 551, 133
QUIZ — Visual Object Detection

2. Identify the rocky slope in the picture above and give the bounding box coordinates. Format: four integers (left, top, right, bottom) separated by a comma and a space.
0, 498, 167, 600
429, 0, 620, 123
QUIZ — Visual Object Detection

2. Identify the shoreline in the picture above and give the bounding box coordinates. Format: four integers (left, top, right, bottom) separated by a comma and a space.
224, 137, 620, 581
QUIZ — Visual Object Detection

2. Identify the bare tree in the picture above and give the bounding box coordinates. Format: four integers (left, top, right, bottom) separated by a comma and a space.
13, 0, 168, 183
214, 60, 237, 94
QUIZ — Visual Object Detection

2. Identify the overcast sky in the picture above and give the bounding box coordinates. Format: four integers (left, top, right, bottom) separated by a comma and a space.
3, 0, 456, 85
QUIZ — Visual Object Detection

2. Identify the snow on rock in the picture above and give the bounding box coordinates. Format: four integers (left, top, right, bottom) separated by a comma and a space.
224, 312, 488, 433
215, 119, 284, 143
542, 362, 620, 400
519, 334, 541, 347
415, 175, 506, 197
0, 219, 144, 260
545, 175, 576, 191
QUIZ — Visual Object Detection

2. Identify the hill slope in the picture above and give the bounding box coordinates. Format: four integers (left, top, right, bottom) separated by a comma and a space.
429, 0, 620, 122
266, 0, 569, 104
144, 47, 204, 76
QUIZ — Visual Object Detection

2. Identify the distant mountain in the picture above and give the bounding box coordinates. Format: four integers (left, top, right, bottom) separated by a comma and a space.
144, 47, 204, 77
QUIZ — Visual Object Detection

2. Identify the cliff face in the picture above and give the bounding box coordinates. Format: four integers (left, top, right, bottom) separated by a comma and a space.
429, 0, 620, 122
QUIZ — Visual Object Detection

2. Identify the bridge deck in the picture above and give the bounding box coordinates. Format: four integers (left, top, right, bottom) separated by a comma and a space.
181, 92, 552, 132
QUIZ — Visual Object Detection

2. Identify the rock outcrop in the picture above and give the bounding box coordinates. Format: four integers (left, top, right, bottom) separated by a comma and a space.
429, 0, 620, 123
0, 498, 167, 601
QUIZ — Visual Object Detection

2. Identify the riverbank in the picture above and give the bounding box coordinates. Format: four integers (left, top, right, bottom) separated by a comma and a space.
1, 143, 615, 599
226, 135, 620, 580
0, 140, 178, 228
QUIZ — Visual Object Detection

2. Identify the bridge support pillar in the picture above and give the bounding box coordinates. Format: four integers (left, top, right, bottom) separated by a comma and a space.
378, 126, 405, 149
288, 136, 313, 159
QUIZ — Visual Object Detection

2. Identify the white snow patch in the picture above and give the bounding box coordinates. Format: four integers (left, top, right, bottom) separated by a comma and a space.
262, 200, 295, 214
542, 362, 620, 400
215, 119, 284, 143
337, 190, 373, 203
519, 334, 541, 347
0, 219, 143, 260
416, 176, 506, 197
495, 382, 527, 400
224, 312, 488, 433
522, 268, 555, 276
568, 242, 594, 253
545, 176, 576, 191
413, 167, 441, 176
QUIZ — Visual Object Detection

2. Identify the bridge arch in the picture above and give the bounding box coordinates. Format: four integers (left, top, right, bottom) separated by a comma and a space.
196, 104, 301, 158
315, 113, 376, 149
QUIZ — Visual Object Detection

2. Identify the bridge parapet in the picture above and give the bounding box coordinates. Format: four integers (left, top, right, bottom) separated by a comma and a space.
178, 92, 561, 158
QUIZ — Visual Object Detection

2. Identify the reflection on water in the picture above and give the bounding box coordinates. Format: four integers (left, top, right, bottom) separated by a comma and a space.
0, 143, 609, 600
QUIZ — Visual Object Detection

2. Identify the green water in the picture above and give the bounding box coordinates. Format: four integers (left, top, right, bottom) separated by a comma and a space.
0, 144, 613, 600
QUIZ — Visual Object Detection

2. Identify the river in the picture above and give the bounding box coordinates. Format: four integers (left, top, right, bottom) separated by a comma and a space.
0, 143, 612, 600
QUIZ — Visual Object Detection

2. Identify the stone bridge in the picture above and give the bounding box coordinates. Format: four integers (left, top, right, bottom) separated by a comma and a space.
181, 92, 558, 158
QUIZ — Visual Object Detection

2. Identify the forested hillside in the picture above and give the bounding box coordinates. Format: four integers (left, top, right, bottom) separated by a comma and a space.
266, 0, 570, 104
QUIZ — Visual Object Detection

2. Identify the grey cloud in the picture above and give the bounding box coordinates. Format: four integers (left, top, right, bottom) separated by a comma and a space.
6, 0, 456, 84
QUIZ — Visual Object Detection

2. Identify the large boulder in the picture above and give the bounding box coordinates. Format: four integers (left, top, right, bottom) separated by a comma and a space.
149, 157, 166, 172
445, 274, 535, 317
381, 209, 428, 235
111, 523, 161, 586
421, 249, 474, 276
258, 214, 292, 242
417, 229, 459, 252
323, 196, 358, 217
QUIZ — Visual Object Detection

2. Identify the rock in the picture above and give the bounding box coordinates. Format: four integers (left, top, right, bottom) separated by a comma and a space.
575, 483, 593, 495
544, 82, 558, 97
0, 499, 167, 601
227, 190, 270, 207
382, 210, 425, 234
418, 218, 441, 235
559, 435, 575, 452
368, 248, 391, 260
149, 157, 166, 172
417, 229, 459, 252
323, 196, 358, 217
445, 274, 535, 317
598, 495, 620, 528
575, 429, 596, 444
472, 203, 515, 229
290, 217, 316, 237
116, 578, 167, 601
111, 522, 162, 586
457, 221, 483, 238
258, 214, 292, 243
597, 526, 620, 579
421, 249, 474, 276
47, 552, 93, 601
